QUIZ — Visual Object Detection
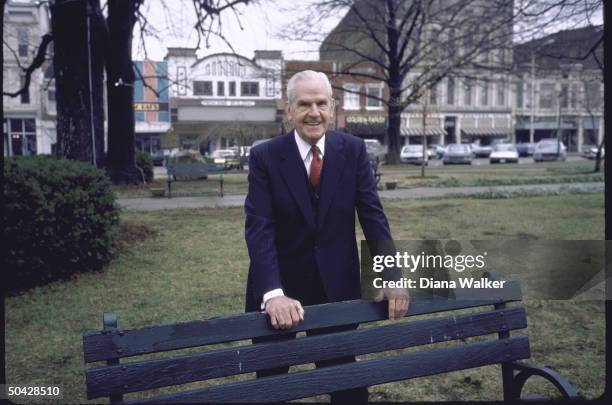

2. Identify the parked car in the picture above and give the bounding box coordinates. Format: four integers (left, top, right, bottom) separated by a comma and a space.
430, 144, 445, 159
364, 138, 388, 163
582, 145, 605, 160
400, 144, 428, 165
489, 144, 519, 164
515, 142, 536, 157
469, 143, 493, 158
151, 150, 166, 166
533, 139, 567, 162
211, 149, 241, 169
442, 144, 473, 165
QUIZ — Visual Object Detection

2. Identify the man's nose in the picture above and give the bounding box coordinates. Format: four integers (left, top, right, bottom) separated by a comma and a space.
306, 104, 320, 115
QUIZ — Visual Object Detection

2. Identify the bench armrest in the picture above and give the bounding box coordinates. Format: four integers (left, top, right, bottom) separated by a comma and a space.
510, 361, 579, 400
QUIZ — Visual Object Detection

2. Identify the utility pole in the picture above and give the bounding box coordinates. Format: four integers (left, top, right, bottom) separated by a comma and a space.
529, 52, 536, 144
421, 88, 429, 178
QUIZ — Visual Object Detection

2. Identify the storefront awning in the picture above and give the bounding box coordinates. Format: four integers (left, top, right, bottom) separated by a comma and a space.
401, 128, 447, 137
461, 127, 511, 137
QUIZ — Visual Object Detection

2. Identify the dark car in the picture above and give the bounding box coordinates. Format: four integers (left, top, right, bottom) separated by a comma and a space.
442, 144, 473, 165
151, 150, 166, 166
515, 143, 536, 157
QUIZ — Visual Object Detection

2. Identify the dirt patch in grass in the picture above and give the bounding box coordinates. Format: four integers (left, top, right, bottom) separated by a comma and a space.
115, 220, 159, 252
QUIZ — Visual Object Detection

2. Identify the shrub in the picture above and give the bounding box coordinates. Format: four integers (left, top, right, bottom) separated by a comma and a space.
135, 150, 154, 183
3, 156, 120, 293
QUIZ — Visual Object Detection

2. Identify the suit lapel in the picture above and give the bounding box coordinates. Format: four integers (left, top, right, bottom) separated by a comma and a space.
279, 133, 316, 232
318, 131, 346, 229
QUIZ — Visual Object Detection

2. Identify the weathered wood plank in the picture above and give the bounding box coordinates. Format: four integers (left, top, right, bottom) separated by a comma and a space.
124, 336, 530, 404
83, 282, 522, 363
86, 308, 526, 398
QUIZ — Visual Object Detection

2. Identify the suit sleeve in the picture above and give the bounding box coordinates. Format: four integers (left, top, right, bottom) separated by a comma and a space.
354, 140, 393, 241
354, 141, 402, 281
244, 147, 283, 303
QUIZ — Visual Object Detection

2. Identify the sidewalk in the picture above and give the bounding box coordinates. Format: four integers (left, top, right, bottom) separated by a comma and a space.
117, 182, 603, 211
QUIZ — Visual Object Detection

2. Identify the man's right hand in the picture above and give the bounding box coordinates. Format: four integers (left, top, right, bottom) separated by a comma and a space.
264, 296, 305, 329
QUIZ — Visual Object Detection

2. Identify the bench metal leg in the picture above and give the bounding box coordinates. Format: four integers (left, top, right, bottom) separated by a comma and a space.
220, 178, 224, 198
167, 178, 172, 199
510, 361, 579, 400
102, 312, 123, 404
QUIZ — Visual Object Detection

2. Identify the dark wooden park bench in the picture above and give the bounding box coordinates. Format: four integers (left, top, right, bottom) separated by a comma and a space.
82, 280, 579, 403
166, 162, 224, 198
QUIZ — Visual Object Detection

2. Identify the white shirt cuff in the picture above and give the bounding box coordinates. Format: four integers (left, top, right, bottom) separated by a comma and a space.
261, 288, 285, 310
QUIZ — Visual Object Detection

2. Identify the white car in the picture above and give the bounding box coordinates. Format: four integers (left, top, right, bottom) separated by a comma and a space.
400, 145, 428, 165
489, 144, 519, 164
533, 139, 567, 162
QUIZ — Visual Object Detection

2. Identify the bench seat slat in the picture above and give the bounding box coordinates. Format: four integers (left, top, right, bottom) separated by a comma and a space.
83, 284, 522, 363
86, 308, 526, 399
125, 336, 530, 404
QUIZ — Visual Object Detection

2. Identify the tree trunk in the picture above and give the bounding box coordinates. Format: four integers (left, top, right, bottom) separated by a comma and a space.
594, 139, 604, 173
105, 0, 140, 184
51, 0, 105, 167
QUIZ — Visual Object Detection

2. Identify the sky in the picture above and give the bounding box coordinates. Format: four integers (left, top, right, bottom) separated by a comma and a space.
133, 0, 344, 61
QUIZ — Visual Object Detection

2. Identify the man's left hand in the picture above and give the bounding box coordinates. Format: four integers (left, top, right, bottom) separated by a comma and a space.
374, 288, 410, 320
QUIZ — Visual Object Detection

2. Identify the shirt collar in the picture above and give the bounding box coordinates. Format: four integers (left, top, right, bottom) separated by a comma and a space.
294, 130, 326, 161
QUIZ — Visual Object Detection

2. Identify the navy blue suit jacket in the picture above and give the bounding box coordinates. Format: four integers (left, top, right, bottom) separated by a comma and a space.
244, 131, 392, 312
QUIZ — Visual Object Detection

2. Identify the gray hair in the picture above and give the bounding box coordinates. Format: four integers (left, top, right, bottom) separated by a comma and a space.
286, 70, 333, 104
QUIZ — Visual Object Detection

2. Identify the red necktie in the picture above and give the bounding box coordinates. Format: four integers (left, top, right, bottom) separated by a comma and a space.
309, 145, 322, 188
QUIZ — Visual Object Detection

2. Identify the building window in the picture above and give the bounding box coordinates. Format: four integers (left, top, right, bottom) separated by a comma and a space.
463, 80, 472, 106
480, 81, 488, 106
343, 84, 360, 110
20, 76, 30, 104
447, 77, 455, 105
48, 89, 56, 102
539, 83, 554, 109
365, 84, 382, 109
560, 83, 569, 108
570, 83, 579, 109
584, 82, 601, 110
429, 84, 437, 105
496, 82, 505, 106
229, 81, 236, 96
241, 81, 259, 96
7, 118, 36, 156
515, 81, 524, 108
17, 28, 28, 57
525, 83, 532, 109
193, 81, 213, 96
217, 81, 225, 96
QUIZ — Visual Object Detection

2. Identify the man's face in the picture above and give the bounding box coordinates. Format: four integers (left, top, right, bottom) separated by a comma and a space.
287, 78, 335, 145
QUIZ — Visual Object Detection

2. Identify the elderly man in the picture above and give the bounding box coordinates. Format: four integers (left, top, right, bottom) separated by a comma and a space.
244, 70, 408, 402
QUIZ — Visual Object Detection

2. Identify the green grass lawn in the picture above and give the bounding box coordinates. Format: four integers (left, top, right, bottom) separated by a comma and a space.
5, 193, 605, 402
112, 161, 603, 198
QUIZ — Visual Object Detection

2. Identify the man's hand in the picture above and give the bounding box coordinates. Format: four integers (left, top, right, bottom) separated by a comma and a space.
264, 296, 305, 329
374, 288, 410, 320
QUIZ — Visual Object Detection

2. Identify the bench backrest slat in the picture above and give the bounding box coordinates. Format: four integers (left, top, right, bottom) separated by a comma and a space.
82, 282, 522, 363
124, 336, 530, 404
85, 307, 526, 399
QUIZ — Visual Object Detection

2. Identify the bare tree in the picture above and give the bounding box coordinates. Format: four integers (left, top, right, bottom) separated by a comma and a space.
282, 0, 602, 163
3, 0, 251, 183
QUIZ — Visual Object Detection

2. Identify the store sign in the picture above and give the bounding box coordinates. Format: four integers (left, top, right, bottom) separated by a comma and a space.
200, 100, 256, 107
346, 115, 386, 124
134, 102, 169, 112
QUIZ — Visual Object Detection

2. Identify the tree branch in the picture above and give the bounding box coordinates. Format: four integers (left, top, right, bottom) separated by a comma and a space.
3, 34, 53, 97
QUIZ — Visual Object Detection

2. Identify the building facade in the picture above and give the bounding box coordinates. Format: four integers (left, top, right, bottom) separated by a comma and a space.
133, 60, 170, 154
3, 0, 55, 157
165, 48, 283, 153
512, 25, 604, 152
